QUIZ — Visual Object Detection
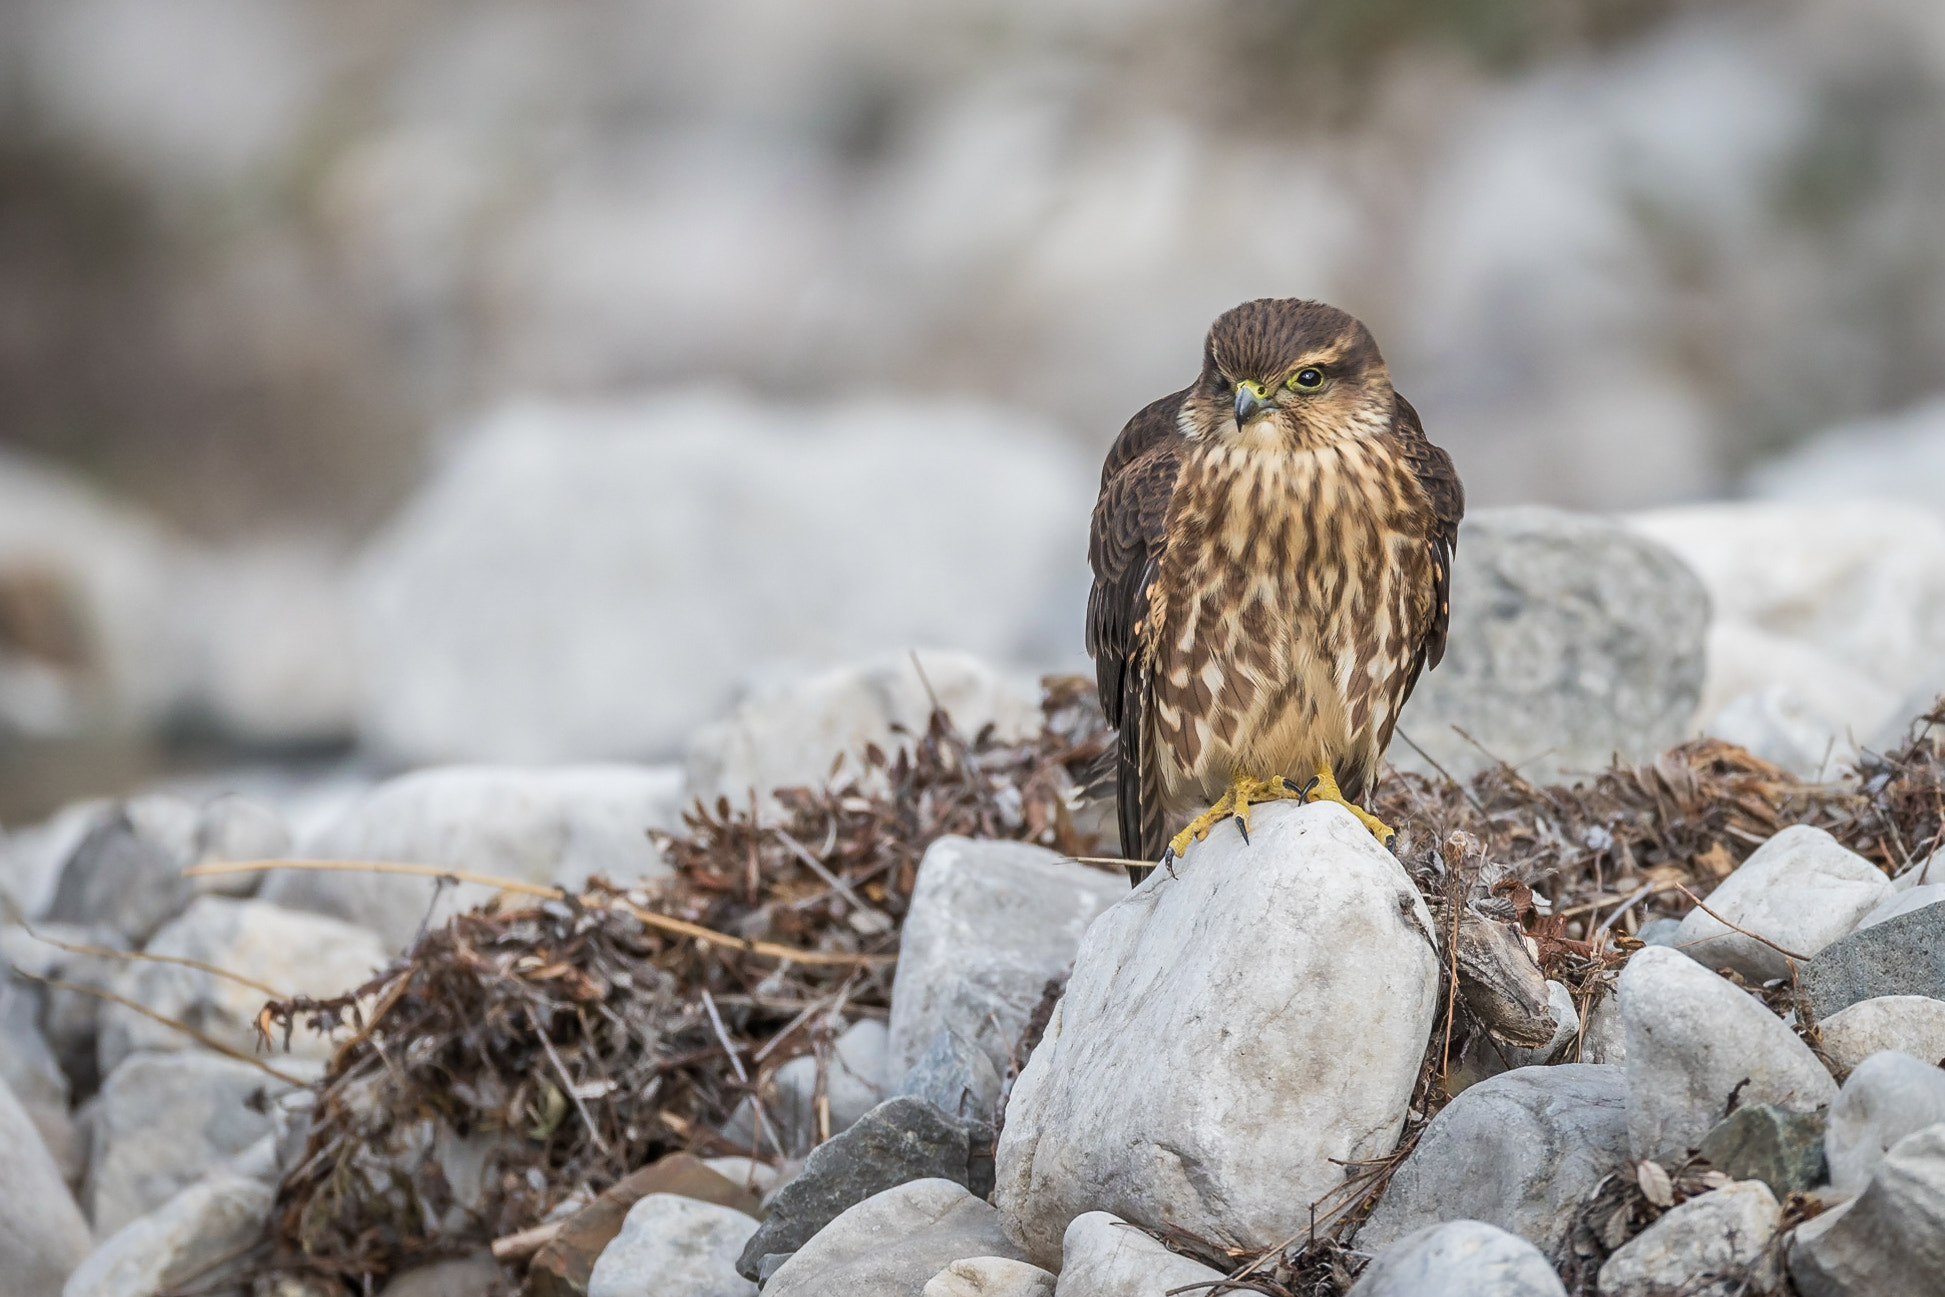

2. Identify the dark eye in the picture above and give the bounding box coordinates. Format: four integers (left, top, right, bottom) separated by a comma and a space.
1290, 368, 1325, 391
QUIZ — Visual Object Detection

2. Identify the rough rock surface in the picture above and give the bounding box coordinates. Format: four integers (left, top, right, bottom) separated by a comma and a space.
261, 764, 682, 952
1361, 1064, 1629, 1257
44, 797, 203, 943
924, 1256, 1056, 1297
1824, 1051, 1945, 1194
1817, 996, 1945, 1072
1348, 1220, 1567, 1297
1696, 1103, 1827, 1196
0, 1077, 92, 1297
1857, 884, 1945, 929
762, 1178, 1025, 1297
1789, 1122, 1945, 1297
1672, 826, 1889, 983
62, 1171, 274, 1297
587, 1194, 757, 1297
1389, 507, 1709, 785
736, 1096, 971, 1279
528, 1153, 761, 1297
1619, 946, 1837, 1159
888, 836, 1124, 1077
1051, 1211, 1227, 1296
0, 977, 77, 1178
1581, 992, 1626, 1065
1597, 1181, 1781, 1297
995, 802, 1440, 1267
721, 1018, 887, 1159
1800, 902, 1945, 1024
895, 1027, 1004, 1129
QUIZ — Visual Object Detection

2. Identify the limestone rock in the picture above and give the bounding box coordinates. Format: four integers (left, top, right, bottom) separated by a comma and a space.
1672, 825, 1889, 984
895, 1027, 1005, 1130
888, 836, 1124, 1078
762, 1178, 1025, 1297
1817, 996, 1945, 1072
994, 802, 1440, 1267
1824, 1051, 1945, 1195
1789, 1122, 1945, 1297
1050, 1212, 1226, 1297
1362, 1065, 1628, 1258
1800, 901, 1945, 1024
1390, 507, 1708, 786
377, 1252, 501, 1297
587, 1194, 758, 1297
1596, 1181, 1781, 1297
1348, 1220, 1567, 1297
0, 977, 77, 1180
1703, 685, 1851, 780
1619, 946, 1836, 1160
62, 1171, 274, 1297
528, 1153, 761, 1297
721, 1018, 888, 1160
1856, 884, 1945, 930
44, 797, 200, 944
1697, 1104, 1827, 1197
3, 921, 129, 1098
924, 1256, 1055, 1297
0, 1077, 91, 1297
1581, 992, 1626, 1066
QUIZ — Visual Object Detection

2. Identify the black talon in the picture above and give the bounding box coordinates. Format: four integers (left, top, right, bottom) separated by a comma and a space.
1237, 818, 1250, 845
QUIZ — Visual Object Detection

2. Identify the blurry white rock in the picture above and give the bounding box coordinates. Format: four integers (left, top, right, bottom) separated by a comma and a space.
1704, 685, 1851, 779
1390, 508, 1709, 785
1596, 1181, 1780, 1297
1750, 397, 1945, 521
1620, 946, 1836, 1160
62, 1170, 273, 1297
86, 1050, 291, 1236
3, 920, 129, 1097
721, 1018, 889, 1159
889, 837, 1124, 1078
587, 1193, 758, 1297
1673, 825, 1889, 983
99, 897, 385, 1072
1361, 1065, 1628, 1257
994, 802, 1440, 1267
1050, 1211, 1225, 1297
1856, 884, 1945, 930
352, 394, 1093, 765
925, 1256, 1055, 1297
0, 1077, 92, 1297
686, 651, 1039, 814
262, 763, 681, 952
1789, 1122, 1945, 1297
377, 1252, 501, 1297
44, 796, 200, 943
763, 1179, 1024, 1297
1817, 997, 1945, 1073
1348, 1220, 1566, 1297
0, 978, 78, 1179
0, 799, 105, 919
1824, 1051, 1945, 1195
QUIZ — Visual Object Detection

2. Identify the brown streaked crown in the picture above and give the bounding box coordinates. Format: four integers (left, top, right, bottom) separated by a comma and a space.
1201, 297, 1383, 384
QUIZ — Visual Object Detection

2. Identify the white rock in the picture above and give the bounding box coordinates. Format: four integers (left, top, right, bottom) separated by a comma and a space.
1703, 685, 1851, 780
352, 394, 1093, 765
1596, 1181, 1780, 1297
376, 1251, 500, 1297
994, 802, 1440, 1267
889, 837, 1125, 1078
1789, 1122, 1945, 1297
1673, 825, 1888, 983
1581, 992, 1626, 1065
44, 796, 201, 944
587, 1193, 758, 1297
699, 1158, 783, 1198
1348, 1220, 1566, 1297
3, 920, 129, 1098
1, 978, 78, 1180
62, 1170, 273, 1297
98, 897, 385, 1073
764, 1179, 1025, 1297
1361, 1065, 1629, 1257
1619, 945, 1837, 1160
1049, 1211, 1225, 1296
1824, 1051, 1945, 1195
721, 1018, 889, 1159
1892, 854, 1943, 891
1695, 623, 1895, 759
0, 1077, 92, 1297
1, 800, 108, 920
1817, 996, 1945, 1073
1856, 884, 1945, 930
924, 1256, 1055, 1297
686, 651, 1039, 815
261, 763, 681, 952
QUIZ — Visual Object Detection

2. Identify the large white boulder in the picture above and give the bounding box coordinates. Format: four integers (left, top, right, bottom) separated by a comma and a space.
994, 802, 1440, 1267
1789, 1122, 1945, 1297
1817, 996, 1945, 1073
1823, 1052, 1945, 1196
351, 393, 1093, 765
1673, 825, 1890, 983
0, 1077, 92, 1297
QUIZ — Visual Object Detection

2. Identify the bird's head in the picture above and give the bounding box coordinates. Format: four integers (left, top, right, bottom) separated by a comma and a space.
1184, 298, 1395, 450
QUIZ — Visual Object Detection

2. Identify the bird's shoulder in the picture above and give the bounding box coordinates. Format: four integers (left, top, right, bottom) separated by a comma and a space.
1386, 392, 1464, 533
1098, 387, 1191, 492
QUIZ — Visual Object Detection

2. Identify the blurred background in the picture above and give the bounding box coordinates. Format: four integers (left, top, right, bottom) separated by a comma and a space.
7, 0, 1945, 821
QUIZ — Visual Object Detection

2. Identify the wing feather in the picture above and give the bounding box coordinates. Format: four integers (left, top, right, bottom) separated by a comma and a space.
1390, 392, 1465, 710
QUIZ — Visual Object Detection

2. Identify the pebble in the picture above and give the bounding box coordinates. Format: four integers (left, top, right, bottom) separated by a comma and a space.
762, 1179, 1025, 1297
1799, 900, 1945, 1024
1049, 1211, 1227, 1297
1696, 1103, 1827, 1196
1823, 1051, 1945, 1194
1672, 825, 1889, 984
0, 1076, 91, 1297
1348, 1220, 1567, 1297
1789, 1122, 1945, 1297
587, 1194, 758, 1297
1595, 1181, 1780, 1297
1816, 995, 1945, 1072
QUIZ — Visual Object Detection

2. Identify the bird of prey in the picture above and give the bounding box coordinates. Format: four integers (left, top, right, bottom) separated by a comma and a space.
1086, 298, 1463, 872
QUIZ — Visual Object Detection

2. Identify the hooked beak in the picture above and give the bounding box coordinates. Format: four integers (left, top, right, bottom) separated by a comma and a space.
1234, 381, 1267, 426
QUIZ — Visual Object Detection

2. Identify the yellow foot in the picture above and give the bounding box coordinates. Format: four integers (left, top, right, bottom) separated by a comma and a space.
1163, 774, 1308, 864
1304, 763, 1396, 845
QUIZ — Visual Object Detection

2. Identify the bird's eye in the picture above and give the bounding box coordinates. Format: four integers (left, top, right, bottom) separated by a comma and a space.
1290, 368, 1325, 391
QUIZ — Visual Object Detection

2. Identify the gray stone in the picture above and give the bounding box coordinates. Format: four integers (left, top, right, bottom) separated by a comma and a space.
1635, 918, 1683, 948
995, 802, 1440, 1268
1619, 946, 1837, 1160
0, 1077, 92, 1297
736, 1096, 971, 1279
888, 837, 1123, 1079
1050, 1211, 1226, 1296
755, 1253, 792, 1285
1581, 992, 1626, 1065
1818, 996, 1945, 1072
1596, 1181, 1781, 1297
0, 977, 77, 1180
1389, 507, 1709, 786
722, 1018, 888, 1160
762, 1178, 1025, 1297
62, 1170, 274, 1297
86, 1050, 291, 1236
1800, 901, 1945, 1024
925, 1256, 1055, 1297
588, 1194, 758, 1297
1824, 1051, 1945, 1194
2, 920, 129, 1100
895, 1027, 1004, 1129
1856, 883, 1945, 930
1348, 1220, 1567, 1297
1673, 825, 1889, 984
1697, 1103, 1827, 1197
1789, 1122, 1945, 1297
45, 797, 200, 944
1361, 1065, 1629, 1258
377, 1251, 501, 1297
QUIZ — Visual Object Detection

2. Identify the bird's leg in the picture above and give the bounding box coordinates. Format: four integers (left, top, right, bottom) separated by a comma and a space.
1304, 762, 1396, 845
1163, 773, 1308, 862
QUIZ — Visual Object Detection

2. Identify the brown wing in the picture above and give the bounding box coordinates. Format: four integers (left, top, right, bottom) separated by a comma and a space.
1087, 391, 1187, 861
1390, 392, 1465, 710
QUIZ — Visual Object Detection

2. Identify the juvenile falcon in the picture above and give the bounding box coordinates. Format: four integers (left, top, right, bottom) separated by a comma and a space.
1086, 297, 1463, 870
